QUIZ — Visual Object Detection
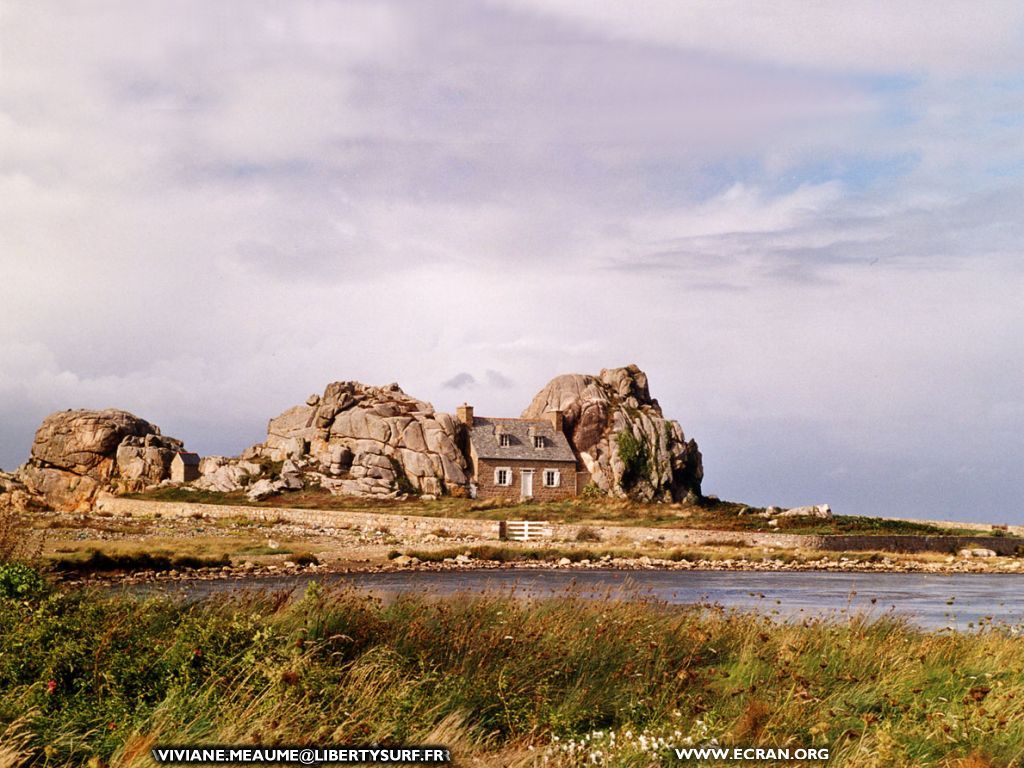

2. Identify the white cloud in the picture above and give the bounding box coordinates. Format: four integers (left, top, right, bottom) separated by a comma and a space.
1, 1, 1022, 519
492, 0, 1024, 75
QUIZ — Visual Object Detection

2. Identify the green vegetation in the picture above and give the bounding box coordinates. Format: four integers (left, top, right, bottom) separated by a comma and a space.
125, 486, 259, 505
125, 487, 985, 538
286, 551, 320, 567
388, 457, 420, 497
50, 549, 231, 575
616, 430, 649, 491
0, 563, 48, 600
257, 457, 284, 480
0, 577, 1022, 766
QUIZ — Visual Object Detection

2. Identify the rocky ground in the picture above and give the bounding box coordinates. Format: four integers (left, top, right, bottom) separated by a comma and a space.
34, 506, 1024, 588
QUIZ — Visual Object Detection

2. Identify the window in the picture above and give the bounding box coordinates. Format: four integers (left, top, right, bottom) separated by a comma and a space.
544, 469, 560, 488
494, 467, 512, 486
533, 435, 545, 449
499, 434, 512, 447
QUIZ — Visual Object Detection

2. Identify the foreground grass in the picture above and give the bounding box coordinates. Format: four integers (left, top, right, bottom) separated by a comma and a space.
128, 487, 982, 537
2, 582, 1024, 767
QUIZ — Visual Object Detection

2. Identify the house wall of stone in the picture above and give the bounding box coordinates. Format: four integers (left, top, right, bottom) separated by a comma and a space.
475, 457, 577, 501
170, 461, 200, 483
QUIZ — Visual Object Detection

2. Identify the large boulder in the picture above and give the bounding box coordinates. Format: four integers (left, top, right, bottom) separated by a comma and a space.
772, 504, 832, 519
0, 469, 39, 513
258, 381, 468, 497
18, 409, 187, 511
521, 364, 702, 502
193, 456, 262, 493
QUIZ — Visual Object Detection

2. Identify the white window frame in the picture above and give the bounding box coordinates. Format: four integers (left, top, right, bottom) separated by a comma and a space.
533, 435, 545, 449
543, 468, 560, 488
499, 434, 512, 447
494, 467, 513, 486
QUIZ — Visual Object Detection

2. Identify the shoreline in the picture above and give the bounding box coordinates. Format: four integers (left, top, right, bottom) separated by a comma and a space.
63, 552, 1024, 589
30, 498, 1024, 588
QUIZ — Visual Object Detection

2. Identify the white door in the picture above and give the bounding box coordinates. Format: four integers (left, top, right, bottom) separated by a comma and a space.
521, 470, 534, 499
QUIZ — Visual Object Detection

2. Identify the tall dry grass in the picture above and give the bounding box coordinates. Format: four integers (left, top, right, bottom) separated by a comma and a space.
1, 580, 1024, 766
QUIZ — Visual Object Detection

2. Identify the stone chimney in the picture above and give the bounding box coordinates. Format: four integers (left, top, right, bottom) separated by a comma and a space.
456, 403, 474, 427
546, 409, 564, 432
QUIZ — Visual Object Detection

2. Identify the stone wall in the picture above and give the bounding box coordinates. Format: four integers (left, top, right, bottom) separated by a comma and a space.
811, 534, 1024, 556
474, 458, 577, 502
95, 497, 499, 539
92, 498, 1024, 556
90, 498, 815, 550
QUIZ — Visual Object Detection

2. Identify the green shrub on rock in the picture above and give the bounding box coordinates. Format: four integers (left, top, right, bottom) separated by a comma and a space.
616, 430, 649, 491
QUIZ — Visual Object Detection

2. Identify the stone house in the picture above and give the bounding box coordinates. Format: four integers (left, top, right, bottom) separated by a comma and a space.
170, 451, 201, 483
456, 404, 577, 501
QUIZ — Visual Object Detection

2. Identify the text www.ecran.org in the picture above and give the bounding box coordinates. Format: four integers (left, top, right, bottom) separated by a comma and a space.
675, 746, 829, 761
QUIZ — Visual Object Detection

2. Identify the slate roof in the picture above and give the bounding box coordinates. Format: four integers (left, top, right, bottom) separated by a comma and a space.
468, 417, 576, 462
173, 451, 201, 466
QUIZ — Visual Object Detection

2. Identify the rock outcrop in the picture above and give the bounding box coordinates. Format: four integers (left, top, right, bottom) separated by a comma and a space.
18, 409, 187, 511
256, 381, 468, 497
521, 364, 702, 502
193, 456, 262, 493
0, 469, 38, 513
765, 504, 833, 519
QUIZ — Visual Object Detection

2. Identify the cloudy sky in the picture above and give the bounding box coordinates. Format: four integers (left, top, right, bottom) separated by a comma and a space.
2, 1, 1023, 521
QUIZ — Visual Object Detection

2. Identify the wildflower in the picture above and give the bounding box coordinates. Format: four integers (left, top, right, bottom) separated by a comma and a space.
46, 680, 57, 695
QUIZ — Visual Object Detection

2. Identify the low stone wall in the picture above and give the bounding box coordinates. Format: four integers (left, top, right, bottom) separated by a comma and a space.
93, 498, 1024, 556
554, 522, 806, 550
95, 497, 498, 539
89, 498, 828, 551
810, 534, 1024, 556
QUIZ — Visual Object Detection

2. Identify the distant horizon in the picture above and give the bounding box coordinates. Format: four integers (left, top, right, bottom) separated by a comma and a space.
0, 360, 1017, 526
3, 2, 1023, 523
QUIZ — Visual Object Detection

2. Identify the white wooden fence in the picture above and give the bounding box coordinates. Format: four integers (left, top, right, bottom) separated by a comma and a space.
499, 520, 553, 542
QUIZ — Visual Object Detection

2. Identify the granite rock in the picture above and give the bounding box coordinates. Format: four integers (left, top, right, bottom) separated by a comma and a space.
521, 364, 702, 502
257, 381, 468, 497
18, 409, 188, 511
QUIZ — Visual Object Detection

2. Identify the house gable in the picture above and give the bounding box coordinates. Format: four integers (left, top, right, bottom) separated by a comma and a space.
463, 415, 577, 500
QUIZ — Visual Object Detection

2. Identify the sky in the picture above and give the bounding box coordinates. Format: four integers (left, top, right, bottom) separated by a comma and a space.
2, 1, 1023, 522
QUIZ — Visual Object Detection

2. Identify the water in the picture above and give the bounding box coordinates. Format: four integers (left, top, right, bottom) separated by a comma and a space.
138, 569, 1024, 630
